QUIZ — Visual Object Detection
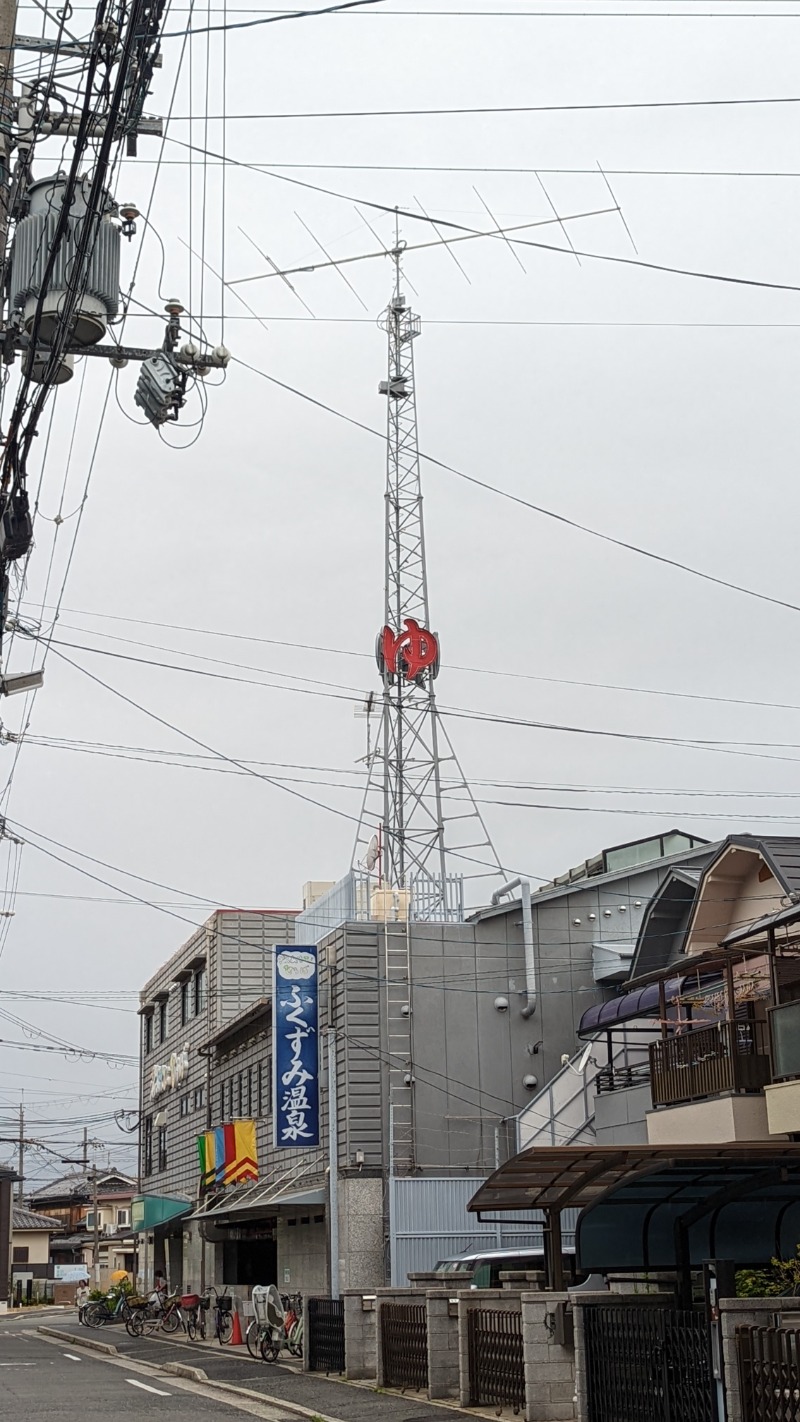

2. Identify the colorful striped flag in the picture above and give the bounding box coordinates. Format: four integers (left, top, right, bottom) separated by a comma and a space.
197, 1120, 258, 1190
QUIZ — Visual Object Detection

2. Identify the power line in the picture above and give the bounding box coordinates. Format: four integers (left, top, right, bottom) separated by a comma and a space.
233, 354, 800, 623
162, 0, 391, 36
168, 95, 800, 119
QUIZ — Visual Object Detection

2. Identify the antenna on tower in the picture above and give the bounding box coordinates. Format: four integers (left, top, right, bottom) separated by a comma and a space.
353, 215, 504, 919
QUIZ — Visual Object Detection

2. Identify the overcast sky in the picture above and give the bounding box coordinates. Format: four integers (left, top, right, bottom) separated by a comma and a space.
2, 0, 800, 1180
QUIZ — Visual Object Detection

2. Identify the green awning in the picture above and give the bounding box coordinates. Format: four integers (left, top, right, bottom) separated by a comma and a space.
131, 1195, 192, 1232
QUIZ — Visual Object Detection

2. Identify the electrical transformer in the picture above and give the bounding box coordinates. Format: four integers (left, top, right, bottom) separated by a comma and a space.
10, 172, 121, 377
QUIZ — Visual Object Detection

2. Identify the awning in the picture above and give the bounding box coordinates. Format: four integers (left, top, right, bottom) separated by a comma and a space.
130, 1195, 192, 1233
578, 975, 687, 1036
191, 1184, 326, 1221
468, 1144, 800, 1273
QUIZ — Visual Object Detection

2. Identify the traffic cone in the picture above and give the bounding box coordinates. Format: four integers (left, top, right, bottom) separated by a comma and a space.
230, 1307, 244, 1346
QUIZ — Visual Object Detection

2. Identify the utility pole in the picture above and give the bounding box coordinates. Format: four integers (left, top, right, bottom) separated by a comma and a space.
92, 1164, 99, 1288
0, 0, 18, 267
82, 1128, 88, 1172
16, 1099, 23, 1203
327, 1029, 340, 1300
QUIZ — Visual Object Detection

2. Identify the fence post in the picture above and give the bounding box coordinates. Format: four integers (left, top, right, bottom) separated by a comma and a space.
425, 1289, 460, 1400
719, 1297, 781, 1422
343, 1291, 377, 1381
521, 1291, 575, 1422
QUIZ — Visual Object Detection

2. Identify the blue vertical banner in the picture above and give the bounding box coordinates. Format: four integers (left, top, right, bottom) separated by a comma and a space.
273, 946, 320, 1149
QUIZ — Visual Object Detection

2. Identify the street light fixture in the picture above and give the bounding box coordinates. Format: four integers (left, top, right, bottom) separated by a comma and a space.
1, 669, 44, 696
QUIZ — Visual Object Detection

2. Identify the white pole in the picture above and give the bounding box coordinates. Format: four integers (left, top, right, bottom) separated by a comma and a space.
327, 1029, 340, 1300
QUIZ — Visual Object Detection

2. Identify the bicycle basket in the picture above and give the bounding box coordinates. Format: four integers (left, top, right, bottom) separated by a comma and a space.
217, 1294, 232, 1312
181, 1294, 200, 1309
199, 1295, 210, 1310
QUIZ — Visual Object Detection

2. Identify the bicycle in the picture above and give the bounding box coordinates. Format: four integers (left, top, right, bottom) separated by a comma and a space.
182, 1292, 209, 1341
209, 1285, 234, 1345
84, 1291, 152, 1338
254, 1285, 303, 1363
135, 1292, 184, 1336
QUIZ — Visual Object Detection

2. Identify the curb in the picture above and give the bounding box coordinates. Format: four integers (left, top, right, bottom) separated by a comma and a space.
38, 1324, 118, 1357
162, 1361, 209, 1384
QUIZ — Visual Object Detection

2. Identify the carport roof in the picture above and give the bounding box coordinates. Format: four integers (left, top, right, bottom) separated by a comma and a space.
469, 1144, 800, 1272
468, 1143, 800, 1214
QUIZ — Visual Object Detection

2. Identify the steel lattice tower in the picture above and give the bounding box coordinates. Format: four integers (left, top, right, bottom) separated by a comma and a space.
354, 238, 503, 917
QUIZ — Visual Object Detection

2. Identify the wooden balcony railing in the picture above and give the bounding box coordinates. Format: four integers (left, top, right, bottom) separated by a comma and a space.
649, 1019, 771, 1108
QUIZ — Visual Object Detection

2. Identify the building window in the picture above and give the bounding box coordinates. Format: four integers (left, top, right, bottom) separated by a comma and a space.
246, 1066, 253, 1117
85, 1211, 96, 1230
117, 1209, 130, 1228
227, 1079, 234, 1119
194, 1085, 205, 1112
179, 1094, 190, 1118
143, 1115, 153, 1177
144, 1014, 153, 1055
237, 1072, 243, 1116
157, 1126, 168, 1172
194, 967, 207, 1017
12, 1246, 29, 1264
158, 999, 168, 1044
218, 1082, 224, 1122
258, 1058, 272, 1115
180, 980, 190, 1026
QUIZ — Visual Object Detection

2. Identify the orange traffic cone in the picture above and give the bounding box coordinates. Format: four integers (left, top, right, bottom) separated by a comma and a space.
229, 1308, 244, 1347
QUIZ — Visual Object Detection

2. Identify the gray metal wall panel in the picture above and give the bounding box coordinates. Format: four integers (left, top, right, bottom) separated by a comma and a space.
389, 1177, 578, 1284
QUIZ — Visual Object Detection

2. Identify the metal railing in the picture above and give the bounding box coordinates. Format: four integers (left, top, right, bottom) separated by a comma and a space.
595, 1061, 652, 1095
650, 1019, 771, 1107
307, 1297, 345, 1375
380, 1301, 428, 1391
737, 1323, 800, 1422
467, 1308, 525, 1416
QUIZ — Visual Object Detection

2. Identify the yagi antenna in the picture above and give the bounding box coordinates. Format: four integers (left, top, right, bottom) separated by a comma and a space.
295, 212, 369, 311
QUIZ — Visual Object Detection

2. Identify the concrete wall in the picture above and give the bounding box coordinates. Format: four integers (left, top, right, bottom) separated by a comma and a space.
646, 1092, 778, 1145
594, 1083, 650, 1145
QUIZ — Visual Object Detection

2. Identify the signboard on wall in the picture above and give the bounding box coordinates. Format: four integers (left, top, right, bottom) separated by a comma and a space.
273, 946, 319, 1149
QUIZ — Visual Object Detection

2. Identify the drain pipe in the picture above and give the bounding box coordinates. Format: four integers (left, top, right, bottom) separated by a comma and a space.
491, 877, 536, 1017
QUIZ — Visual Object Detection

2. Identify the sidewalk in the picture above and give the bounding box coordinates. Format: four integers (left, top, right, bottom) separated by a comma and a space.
38, 1318, 485, 1422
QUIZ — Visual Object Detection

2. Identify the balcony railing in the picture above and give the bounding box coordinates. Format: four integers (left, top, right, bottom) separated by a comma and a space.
649, 1019, 771, 1108
768, 998, 800, 1081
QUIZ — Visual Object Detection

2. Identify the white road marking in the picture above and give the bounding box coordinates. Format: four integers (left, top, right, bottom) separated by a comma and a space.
0, 1362, 36, 1367
126, 1378, 172, 1396
63, 1353, 82, 1361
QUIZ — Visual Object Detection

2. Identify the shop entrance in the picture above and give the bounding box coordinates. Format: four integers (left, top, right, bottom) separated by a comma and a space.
222, 1238, 277, 1287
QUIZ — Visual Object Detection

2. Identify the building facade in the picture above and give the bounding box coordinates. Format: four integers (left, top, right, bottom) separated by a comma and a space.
137, 834, 716, 1296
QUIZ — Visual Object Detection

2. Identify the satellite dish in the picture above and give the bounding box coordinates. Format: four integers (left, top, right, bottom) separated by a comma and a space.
366, 835, 380, 872
577, 1042, 593, 1074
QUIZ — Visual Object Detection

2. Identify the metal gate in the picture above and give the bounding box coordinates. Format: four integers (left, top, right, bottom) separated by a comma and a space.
583, 1304, 714, 1422
737, 1324, 800, 1422
467, 1307, 525, 1415
307, 1297, 345, 1375
380, 1301, 428, 1391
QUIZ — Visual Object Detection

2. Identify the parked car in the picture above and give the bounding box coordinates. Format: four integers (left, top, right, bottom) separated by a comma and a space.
433, 1246, 581, 1289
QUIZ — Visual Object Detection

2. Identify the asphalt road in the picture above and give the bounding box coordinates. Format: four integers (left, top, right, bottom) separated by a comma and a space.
0, 1309, 478, 1422
0, 1323, 291, 1419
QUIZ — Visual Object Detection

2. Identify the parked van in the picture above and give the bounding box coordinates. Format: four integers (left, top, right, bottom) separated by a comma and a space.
433, 1246, 580, 1290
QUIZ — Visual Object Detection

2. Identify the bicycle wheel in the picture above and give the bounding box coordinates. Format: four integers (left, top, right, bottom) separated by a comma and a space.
217, 1310, 233, 1345
84, 1304, 107, 1329
260, 1331, 280, 1363
187, 1312, 198, 1341
287, 1323, 303, 1359
125, 1310, 144, 1338
161, 1307, 181, 1334
245, 1319, 261, 1360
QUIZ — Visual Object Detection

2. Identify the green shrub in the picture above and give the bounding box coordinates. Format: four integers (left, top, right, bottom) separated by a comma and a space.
737, 1246, 800, 1298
